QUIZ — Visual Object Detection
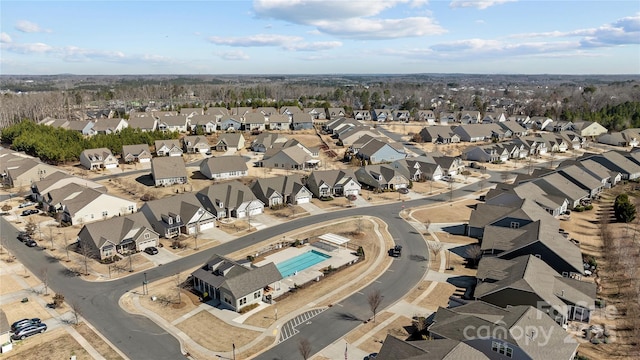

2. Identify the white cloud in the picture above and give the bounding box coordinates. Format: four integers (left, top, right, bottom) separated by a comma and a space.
283, 41, 342, 51
0, 32, 12, 43
2, 42, 54, 54
15, 20, 51, 33
449, 0, 517, 10
217, 50, 250, 61
209, 34, 302, 47
253, 0, 444, 39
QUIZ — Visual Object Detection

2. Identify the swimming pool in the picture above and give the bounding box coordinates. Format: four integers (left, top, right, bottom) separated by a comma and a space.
276, 250, 332, 278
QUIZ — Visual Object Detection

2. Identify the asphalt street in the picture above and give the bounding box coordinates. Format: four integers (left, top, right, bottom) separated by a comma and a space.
0, 171, 500, 360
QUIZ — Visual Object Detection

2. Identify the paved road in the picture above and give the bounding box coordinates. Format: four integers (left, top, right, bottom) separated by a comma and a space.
0, 171, 500, 360
375, 124, 427, 156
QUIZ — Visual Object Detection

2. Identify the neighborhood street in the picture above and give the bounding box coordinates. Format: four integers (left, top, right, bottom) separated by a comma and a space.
0, 172, 500, 360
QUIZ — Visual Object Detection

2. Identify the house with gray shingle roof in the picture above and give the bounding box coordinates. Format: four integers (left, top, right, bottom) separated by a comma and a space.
260, 140, 319, 170
199, 155, 248, 180
392, 156, 444, 181
353, 110, 372, 121
250, 175, 312, 207
355, 164, 409, 191
128, 116, 157, 132
157, 115, 189, 132
356, 138, 406, 164
154, 139, 183, 157
122, 144, 152, 163
140, 193, 216, 238
326, 107, 345, 119
427, 301, 579, 360
338, 125, 382, 146
416, 110, 436, 124
0, 309, 9, 350
77, 212, 159, 260
292, 113, 314, 130
306, 169, 361, 198
375, 335, 488, 360
182, 135, 211, 154
475, 255, 595, 324
196, 180, 264, 219
190, 114, 218, 134
80, 148, 119, 170
150, 156, 187, 187
92, 118, 128, 135
244, 112, 267, 131
43, 183, 137, 225
372, 109, 393, 122
215, 133, 245, 152
30, 171, 106, 203
533, 173, 590, 208
191, 254, 282, 312
267, 113, 290, 130
250, 132, 288, 153
204, 107, 230, 119
419, 126, 460, 144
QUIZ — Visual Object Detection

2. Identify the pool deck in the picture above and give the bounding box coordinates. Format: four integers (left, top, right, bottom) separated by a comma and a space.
254, 244, 359, 298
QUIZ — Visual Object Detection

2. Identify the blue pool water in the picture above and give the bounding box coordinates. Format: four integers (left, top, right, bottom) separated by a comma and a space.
276, 250, 332, 278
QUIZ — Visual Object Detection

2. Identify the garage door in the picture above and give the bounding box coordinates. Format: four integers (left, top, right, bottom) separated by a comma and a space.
105, 163, 118, 169
248, 207, 263, 216
199, 221, 214, 231
296, 196, 310, 204
138, 239, 156, 251
345, 189, 359, 196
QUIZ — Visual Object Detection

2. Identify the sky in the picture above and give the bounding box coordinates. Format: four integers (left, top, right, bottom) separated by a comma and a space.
1, 0, 639, 75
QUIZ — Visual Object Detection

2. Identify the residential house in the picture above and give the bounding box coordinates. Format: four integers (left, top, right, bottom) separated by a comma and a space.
427, 302, 579, 360
204, 107, 230, 120
154, 139, 183, 156
80, 148, 119, 170
453, 124, 502, 142
305, 169, 361, 198
557, 164, 604, 198
261, 144, 319, 170
292, 113, 314, 130
432, 155, 465, 175
498, 121, 528, 137
353, 110, 372, 121
199, 155, 248, 180
598, 132, 628, 147
394, 110, 411, 122
190, 115, 218, 134
482, 111, 507, 123
530, 116, 553, 131
375, 335, 488, 360
43, 183, 137, 225
231, 107, 252, 117
77, 212, 159, 260
196, 181, 264, 219
438, 112, 458, 125
304, 108, 327, 121
66, 120, 96, 136
324, 117, 360, 134
337, 126, 382, 147
585, 151, 640, 180
356, 138, 406, 164
215, 133, 245, 152
552, 120, 575, 132
475, 255, 595, 324
573, 121, 608, 138
0, 310, 10, 353
355, 164, 409, 191
460, 111, 481, 124
179, 107, 204, 118
392, 156, 444, 181
416, 110, 436, 124
326, 107, 346, 119
0, 155, 61, 188
537, 133, 569, 153
191, 254, 282, 312
127, 116, 157, 132
30, 171, 106, 203
140, 193, 216, 238
250, 175, 313, 207
122, 144, 152, 163
372, 109, 393, 122
92, 118, 129, 134
532, 173, 590, 208
467, 197, 555, 238
621, 128, 640, 147
267, 113, 291, 130
580, 159, 621, 188
418, 126, 460, 144
244, 112, 267, 131
463, 145, 508, 163
250, 132, 288, 152
219, 116, 242, 132
182, 135, 211, 154
157, 115, 189, 133
558, 131, 585, 150
280, 106, 303, 121
150, 156, 188, 187
39, 117, 70, 128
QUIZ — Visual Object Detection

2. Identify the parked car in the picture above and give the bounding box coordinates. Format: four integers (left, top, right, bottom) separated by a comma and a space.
11, 323, 47, 340
25, 239, 37, 247
20, 209, 39, 216
17, 231, 32, 242
11, 318, 41, 332
18, 201, 36, 208
144, 246, 159, 255
397, 187, 409, 194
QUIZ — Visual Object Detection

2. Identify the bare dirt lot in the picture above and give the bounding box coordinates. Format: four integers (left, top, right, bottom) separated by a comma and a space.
3, 328, 91, 360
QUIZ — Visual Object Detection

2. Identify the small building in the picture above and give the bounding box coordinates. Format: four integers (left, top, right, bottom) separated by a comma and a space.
80, 148, 119, 170
182, 135, 211, 154
154, 139, 183, 157
122, 144, 152, 163
151, 157, 188, 187
199, 155, 248, 180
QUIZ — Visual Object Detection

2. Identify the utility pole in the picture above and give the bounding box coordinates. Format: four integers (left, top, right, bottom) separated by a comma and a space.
143, 272, 148, 295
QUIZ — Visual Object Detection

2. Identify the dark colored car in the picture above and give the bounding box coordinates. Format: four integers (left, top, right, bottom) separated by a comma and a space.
11, 323, 47, 340
20, 209, 38, 216
17, 231, 32, 242
397, 187, 409, 194
144, 246, 159, 255
388, 245, 402, 257
25, 239, 38, 247
11, 318, 41, 332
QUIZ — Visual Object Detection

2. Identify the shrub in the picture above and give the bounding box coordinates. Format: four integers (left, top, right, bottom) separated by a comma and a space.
356, 246, 365, 258
585, 204, 594, 211
239, 303, 260, 314
573, 205, 585, 212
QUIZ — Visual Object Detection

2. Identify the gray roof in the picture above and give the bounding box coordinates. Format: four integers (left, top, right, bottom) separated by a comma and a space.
159, 115, 188, 126
534, 173, 589, 203
32, 171, 106, 194
217, 133, 244, 148
558, 164, 603, 191
0, 309, 9, 335
376, 335, 488, 360
429, 302, 579, 360
122, 144, 151, 157
196, 180, 257, 214
191, 254, 282, 299
92, 118, 126, 132
154, 139, 181, 151
355, 164, 407, 188
81, 147, 114, 160
190, 114, 218, 125
200, 155, 248, 175
250, 175, 308, 202
183, 135, 210, 147
151, 156, 187, 180
475, 255, 595, 310
140, 193, 208, 226
79, 212, 156, 249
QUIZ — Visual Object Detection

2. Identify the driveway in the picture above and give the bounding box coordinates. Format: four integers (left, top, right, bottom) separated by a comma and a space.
142, 247, 180, 266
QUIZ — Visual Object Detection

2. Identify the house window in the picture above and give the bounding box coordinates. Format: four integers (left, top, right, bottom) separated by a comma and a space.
510, 222, 520, 229
254, 291, 261, 299
492, 342, 513, 358
128, 205, 134, 211
144, 233, 150, 239
239, 298, 247, 305
102, 211, 108, 217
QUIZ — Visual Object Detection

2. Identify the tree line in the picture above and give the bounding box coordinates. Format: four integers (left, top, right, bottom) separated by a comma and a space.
0, 121, 179, 164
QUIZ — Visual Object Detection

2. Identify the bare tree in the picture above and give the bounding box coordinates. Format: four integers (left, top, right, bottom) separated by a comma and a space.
298, 338, 312, 360
428, 241, 443, 261
193, 231, 199, 250
367, 289, 383, 323
25, 218, 38, 236
69, 300, 82, 325
77, 239, 95, 276
40, 268, 49, 296
424, 219, 431, 235
174, 272, 182, 304
465, 244, 483, 268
